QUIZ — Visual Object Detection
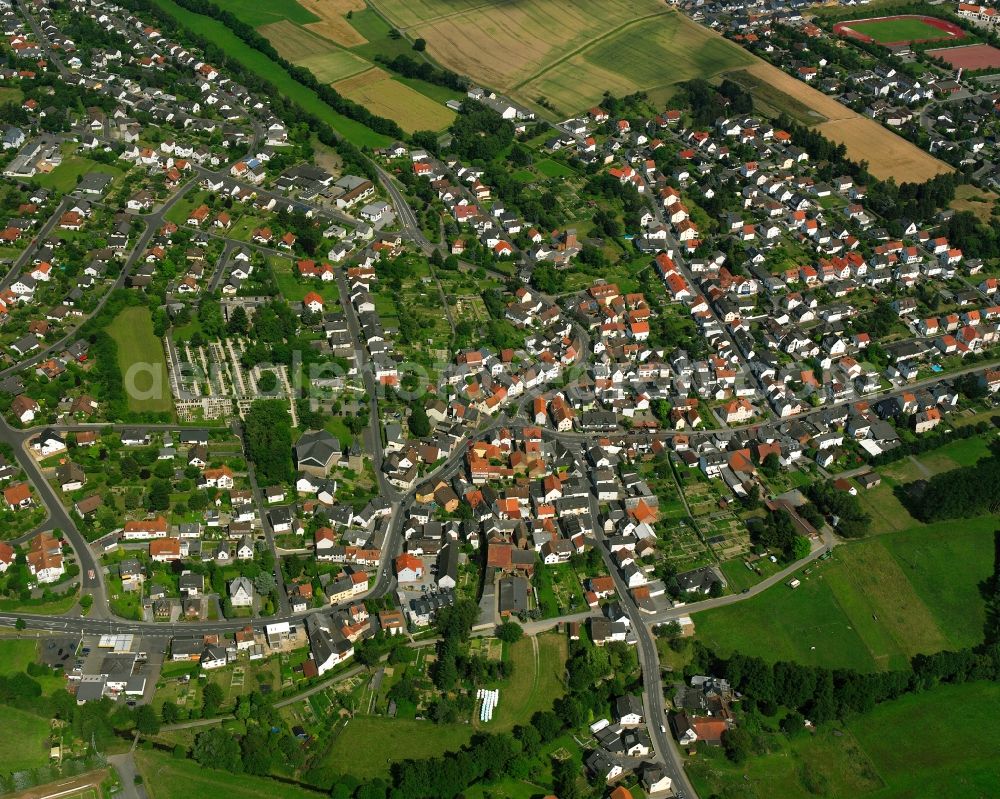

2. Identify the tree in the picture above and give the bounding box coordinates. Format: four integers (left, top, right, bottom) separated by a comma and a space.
243, 400, 294, 485
193, 728, 242, 773
202, 682, 225, 716
147, 479, 171, 511
14, 618, 25, 631
408, 402, 431, 438
722, 726, 753, 764
226, 305, 249, 336
413, 37, 426, 51
161, 701, 180, 725
496, 621, 523, 643
134, 704, 160, 735
257, 370, 278, 392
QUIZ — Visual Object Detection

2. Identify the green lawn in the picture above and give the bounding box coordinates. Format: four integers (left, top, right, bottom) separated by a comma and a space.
148, 0, 390, 148
274, 263, 340, 303
848, 16, 956, 43
0, 86, 23, 104
34, 156, 122, 194
106, 306, 173, 415
695, 519, 997, 671
136, 750, 326, 799
323, 717, 474, 779
209, 0, 319, 26
535, 158, 576, 178
0, 705, 52, 774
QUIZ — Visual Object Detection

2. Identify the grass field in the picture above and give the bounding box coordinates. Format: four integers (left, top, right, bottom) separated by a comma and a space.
486, 634, 567, 731
106, 306, 173, 415
850, 17, 954, 42
273, 261, 340, 303
0, 86, 23, 104
323, 717, 474, 778
333, 68, 455, 132
0, 705, 52, 774
519, 12, 754, 116
137, 750, 326, 799
148, 0, 390, 147
695, 519, 996, 671
34, 156, 122, 194
690, 681, 1000, 799
850, 681, 1000, 798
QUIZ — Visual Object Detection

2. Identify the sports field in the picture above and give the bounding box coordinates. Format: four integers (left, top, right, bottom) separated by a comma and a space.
260, 20, 370, 82
837, 15, 963, 44
928, 42, 1000, 69
694, 518, 996, 671
518, 12, 754, 116
333, 68, 455, 132
107, 306, 173, 415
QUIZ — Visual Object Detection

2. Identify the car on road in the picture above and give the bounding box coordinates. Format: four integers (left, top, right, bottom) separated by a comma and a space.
87, 569, 95, 580
659, 724, 666, 733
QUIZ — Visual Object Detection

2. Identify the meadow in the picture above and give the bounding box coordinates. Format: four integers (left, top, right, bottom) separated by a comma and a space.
0, 705, 52, 774
136, 750, 326, 799
106, 306, 173, 415
689, 681, 1000, 799
694, 518, 997, 671
321, 717, 474, 779
484, 633, 567, 731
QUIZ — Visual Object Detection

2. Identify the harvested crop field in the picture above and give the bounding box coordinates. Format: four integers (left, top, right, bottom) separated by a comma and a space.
372, 0, 665, 89
259, 20, 369, 82
298, 0, 367, 47
333, 67, 455, 131
927, 42, 1000, 69
519, 12, 754, 116
737, 63, 952, 183
833, 14, 964, 45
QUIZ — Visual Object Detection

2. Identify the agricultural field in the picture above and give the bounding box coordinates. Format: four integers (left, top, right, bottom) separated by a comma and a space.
332, 68, 455, 132
694, 518, 996, 671
260, 21, 369, 82
297, 0, 367, 47
690, 681, 1000, 799
136, 749, 326, 799
372, 0, 667, 90
106, 306, 173, 415
733, 62, 952, 183
518, 12, 754, 117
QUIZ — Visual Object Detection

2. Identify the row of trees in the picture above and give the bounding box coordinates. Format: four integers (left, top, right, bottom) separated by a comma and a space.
243, 399, 294, 485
